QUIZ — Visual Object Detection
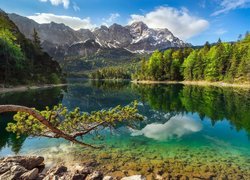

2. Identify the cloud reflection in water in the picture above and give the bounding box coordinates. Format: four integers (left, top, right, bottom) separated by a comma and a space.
130, 115, 202, 141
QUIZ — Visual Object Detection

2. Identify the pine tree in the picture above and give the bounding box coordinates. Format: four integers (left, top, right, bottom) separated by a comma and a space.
32, 28, 41, 49
217, 38, 222, 45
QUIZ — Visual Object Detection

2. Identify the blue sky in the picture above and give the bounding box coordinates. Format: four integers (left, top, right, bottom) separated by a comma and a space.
0, 0, 250, 45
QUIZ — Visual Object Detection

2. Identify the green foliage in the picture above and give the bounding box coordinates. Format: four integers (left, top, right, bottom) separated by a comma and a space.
0, 11, 63, 85
0, 29, 25, 64
90, 61, 140, 80
90, 66, 131, 80
133, 48, 190, 81
49, 73, 61, 84
32, 28, 41, 48
182, 50, 198, 80
133, 34, 250, 83
6, 101, 143, 138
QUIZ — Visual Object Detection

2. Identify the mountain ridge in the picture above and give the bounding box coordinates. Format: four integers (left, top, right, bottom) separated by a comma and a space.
8, 13, 187, 57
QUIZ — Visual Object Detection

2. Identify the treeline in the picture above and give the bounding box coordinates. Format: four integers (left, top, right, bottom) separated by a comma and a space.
133, 33, 250, 82
90, 62, 140, 80
90, 66, 131, 80
0, 10, 63, 85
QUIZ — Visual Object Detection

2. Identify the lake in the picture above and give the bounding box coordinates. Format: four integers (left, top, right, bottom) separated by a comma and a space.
0, 80, 250, 178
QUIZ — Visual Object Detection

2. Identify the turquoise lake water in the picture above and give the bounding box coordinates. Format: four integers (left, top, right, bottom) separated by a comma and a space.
0, 80, 250, 178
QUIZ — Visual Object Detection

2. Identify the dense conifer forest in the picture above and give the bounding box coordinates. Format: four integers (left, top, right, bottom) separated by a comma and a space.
133, 34, 250, 82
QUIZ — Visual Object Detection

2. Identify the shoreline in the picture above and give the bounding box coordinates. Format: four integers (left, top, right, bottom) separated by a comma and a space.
0, 84, 67, 94
132, 80, 250, 89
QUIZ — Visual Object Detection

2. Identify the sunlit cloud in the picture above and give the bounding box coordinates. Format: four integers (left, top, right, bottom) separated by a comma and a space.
128, 6, 209, 40
28, 13, 96, 30
39, 0, 70, 9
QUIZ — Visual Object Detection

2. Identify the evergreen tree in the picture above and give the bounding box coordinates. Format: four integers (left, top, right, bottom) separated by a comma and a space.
183, 50, 198, 80
133, 34, 250, 83
32, 28, 41, 50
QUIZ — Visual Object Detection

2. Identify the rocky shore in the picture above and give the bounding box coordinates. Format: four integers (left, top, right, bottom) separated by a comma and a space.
0, 156, 146, 180
1, 154, 249, 180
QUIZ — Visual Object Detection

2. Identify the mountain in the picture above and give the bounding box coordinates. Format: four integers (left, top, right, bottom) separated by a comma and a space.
9, 13, 186, 54
0, 10, 63, 85
8, 13, 187, 74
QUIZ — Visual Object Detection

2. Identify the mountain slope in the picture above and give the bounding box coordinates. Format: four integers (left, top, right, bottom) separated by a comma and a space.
8, 13, 188, 74
0, 10, 63, 85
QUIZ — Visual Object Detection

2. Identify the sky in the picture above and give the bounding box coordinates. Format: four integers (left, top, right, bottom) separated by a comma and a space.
0, 0, 250, 45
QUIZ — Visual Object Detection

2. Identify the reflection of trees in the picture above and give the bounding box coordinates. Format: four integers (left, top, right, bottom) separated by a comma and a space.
63, 81, 137, 112
90, 80, 130, 92
180, 86, 250, 133
0, 87, 65, 153
132, 84, 186, 113
133, 84, 250, 134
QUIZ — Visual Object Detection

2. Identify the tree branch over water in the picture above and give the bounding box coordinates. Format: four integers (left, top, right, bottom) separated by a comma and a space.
0, 102, 143, 148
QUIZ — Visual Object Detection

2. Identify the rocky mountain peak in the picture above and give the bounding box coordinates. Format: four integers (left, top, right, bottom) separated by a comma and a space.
129, 21, 149, 37
130, 21, 148, 29
109, 23, 123, 29
99, 25, 109, 31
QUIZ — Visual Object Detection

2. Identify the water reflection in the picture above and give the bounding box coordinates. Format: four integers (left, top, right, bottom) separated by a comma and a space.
1, 80, 250, 155
0, 87, 65, 154
131, 115, 202, 140
132, 84, 250, 135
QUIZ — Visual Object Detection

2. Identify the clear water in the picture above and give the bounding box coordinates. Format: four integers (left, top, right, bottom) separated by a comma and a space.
0, 80, 250, 178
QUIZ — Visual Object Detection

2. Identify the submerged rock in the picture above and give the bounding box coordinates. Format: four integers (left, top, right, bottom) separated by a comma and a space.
73, 164, 91, 175
86, 171, 103, 180
103, 176, 114, 180
121, 175, 146, 180
72, 173, 87, 180
53, 165, 68, 175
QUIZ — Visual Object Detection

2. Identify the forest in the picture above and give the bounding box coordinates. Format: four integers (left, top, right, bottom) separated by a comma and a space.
0, 10, 63, 85
89, 61, 140, 80
133, 34, 250, 82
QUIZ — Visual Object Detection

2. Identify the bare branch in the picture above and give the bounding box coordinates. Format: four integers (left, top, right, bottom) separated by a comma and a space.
72, 121, 106, 138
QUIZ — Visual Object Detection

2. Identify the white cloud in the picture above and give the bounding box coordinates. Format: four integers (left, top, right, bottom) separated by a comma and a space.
73, 2, 80, 12
102, 13, 120, 26
215, 28, 227, 35
28, 13, 96, 30
128, 6, 209, 40
130, 115, 202, 141
39, 0, 70, 9
212, 0, 250, 16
